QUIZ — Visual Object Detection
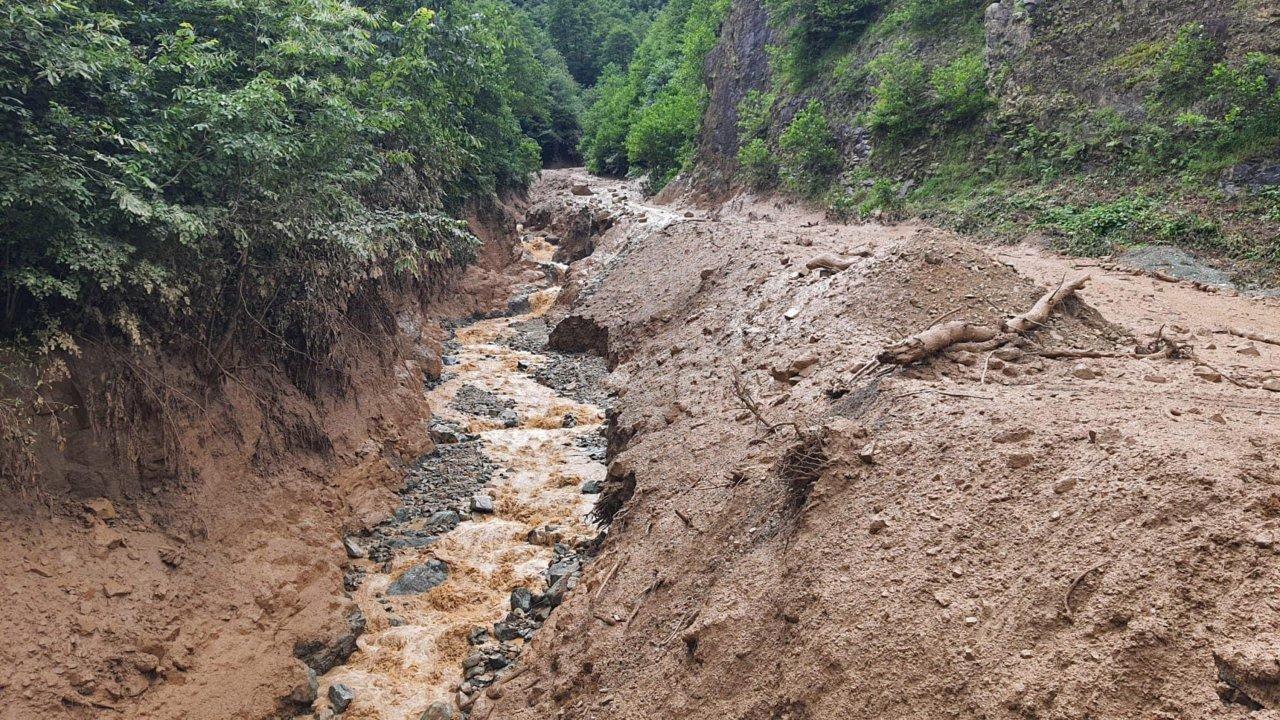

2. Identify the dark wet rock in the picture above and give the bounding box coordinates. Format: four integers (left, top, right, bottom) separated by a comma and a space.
468, 626, 490, 645
342, 570, 363, 592
531, 351, 612, 406
426, 509, 462, 533
548, 314, 609, 358
499, 318, 550, 353
294, 608, 366, 674
580, 479, 602, 494
471, 494, 495, 514
328, 683, 355, 713
507, 294, 532, 315
510, 587, 534, 613
493, 620, 523, 642
453, 384, 516, 419
547, 556, 580, 586
442, 355, 459, 366
499, 408, 519, 428
562, 413, 578, 428
1115, 245, 1235, 288
383, 535, 438, 552
386, 560, 449, 596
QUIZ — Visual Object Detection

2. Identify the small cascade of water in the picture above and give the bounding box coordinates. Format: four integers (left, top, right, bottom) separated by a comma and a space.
312, 236, 606, 719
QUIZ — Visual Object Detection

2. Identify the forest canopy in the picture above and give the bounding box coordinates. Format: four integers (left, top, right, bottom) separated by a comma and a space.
0, 0, 581, 352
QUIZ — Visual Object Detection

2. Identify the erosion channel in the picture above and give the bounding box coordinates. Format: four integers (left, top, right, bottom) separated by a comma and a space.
311, 230, 610, 719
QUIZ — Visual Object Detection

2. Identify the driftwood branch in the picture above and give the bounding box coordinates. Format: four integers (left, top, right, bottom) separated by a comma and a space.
1003, 276, 1089, 333
877, 322, 999, 365
1217, 327, 1280, 347
877, 277, 1090, 366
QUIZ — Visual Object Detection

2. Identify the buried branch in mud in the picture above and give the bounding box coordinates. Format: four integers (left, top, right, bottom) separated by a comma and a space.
878, 277, 1090, 365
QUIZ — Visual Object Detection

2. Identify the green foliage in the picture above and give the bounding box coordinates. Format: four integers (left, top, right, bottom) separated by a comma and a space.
865, 50, 929, 139
779, 100, 840, 197
736, 90, 776, 140
578, 0, 730, 188
897, 0, 986, 32
930, 52, 990, 124
737, 138, 779, 189
764, 0, 883, 83
1154, 23, 1219, 104
1038, 196, 1219, 256
627, 89, 704, 186
0, 0, 579, 353
541, 0, 651, 86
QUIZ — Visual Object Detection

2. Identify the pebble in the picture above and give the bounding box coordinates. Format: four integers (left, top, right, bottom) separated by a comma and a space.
328, 683, 355, 713
471, 494, 495, 514
1263, 379, 1280, 393
1071, 365, 1097, 380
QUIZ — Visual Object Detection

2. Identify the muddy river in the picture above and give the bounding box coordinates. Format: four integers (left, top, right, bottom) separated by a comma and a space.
311, 237, 606, 719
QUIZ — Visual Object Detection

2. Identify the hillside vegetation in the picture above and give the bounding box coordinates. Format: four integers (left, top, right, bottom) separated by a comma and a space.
0, 0, 579, 359
581, 0, 1280, 281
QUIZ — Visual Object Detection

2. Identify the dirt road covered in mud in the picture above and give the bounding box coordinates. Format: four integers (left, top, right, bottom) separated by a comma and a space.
481, 170, 1280, 720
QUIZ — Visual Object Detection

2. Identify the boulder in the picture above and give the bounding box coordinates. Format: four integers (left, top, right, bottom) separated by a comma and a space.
387, 560, 450, 596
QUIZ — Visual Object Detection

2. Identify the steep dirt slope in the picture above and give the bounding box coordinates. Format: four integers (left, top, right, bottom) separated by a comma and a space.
493, 170, 1280, 720
0, 207, 532, 720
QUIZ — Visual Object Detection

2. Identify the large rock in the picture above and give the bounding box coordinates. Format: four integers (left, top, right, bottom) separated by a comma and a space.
328, 683, 355, 713
386, 560, 450, 596
294, 607, 366, 674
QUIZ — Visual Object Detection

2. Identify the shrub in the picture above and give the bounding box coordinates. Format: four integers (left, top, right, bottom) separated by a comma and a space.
779, 100, 841, 197
865, 50, 929, 140
736, 90, 776, 140
900, 0, 986, 32
626, 88, 705, 186
738, 138, 779, 189
1154, 23, 1219, 104
931, 52, 990, 124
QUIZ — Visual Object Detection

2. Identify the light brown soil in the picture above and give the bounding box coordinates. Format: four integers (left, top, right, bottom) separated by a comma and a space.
492, 170, 1280, 720
0, 204, 530, 720
7, 169, 1279, 720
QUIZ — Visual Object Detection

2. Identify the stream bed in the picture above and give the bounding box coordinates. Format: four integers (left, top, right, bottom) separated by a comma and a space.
311, 237, 608, 719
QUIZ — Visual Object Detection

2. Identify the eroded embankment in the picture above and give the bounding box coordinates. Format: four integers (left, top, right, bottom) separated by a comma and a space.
307, 276, 612, 718
486, 170, 1280, 720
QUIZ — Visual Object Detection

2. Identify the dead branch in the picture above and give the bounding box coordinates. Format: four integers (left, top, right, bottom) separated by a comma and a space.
877, 322, 999, 365
1217, 327, 1280, 347
877, 278, 1090, 366
1003, 276, 1090, 334
1063, 561, 1108, 623
731, 370, 799, 435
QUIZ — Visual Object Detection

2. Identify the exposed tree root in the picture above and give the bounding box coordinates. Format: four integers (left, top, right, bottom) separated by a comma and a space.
877, 322, 999, 365
878, 277, 1089, 365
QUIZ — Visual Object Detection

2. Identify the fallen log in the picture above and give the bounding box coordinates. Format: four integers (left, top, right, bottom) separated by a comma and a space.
1003, 276, 1090, 334
877, 322, 998, 365
878, 276, 1090, 365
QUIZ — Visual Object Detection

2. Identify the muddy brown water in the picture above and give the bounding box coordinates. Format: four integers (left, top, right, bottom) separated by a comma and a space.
312, 254, 605, 718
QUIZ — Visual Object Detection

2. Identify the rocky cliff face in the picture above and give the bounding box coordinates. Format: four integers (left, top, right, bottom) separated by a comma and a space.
694, 0, 776, 191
